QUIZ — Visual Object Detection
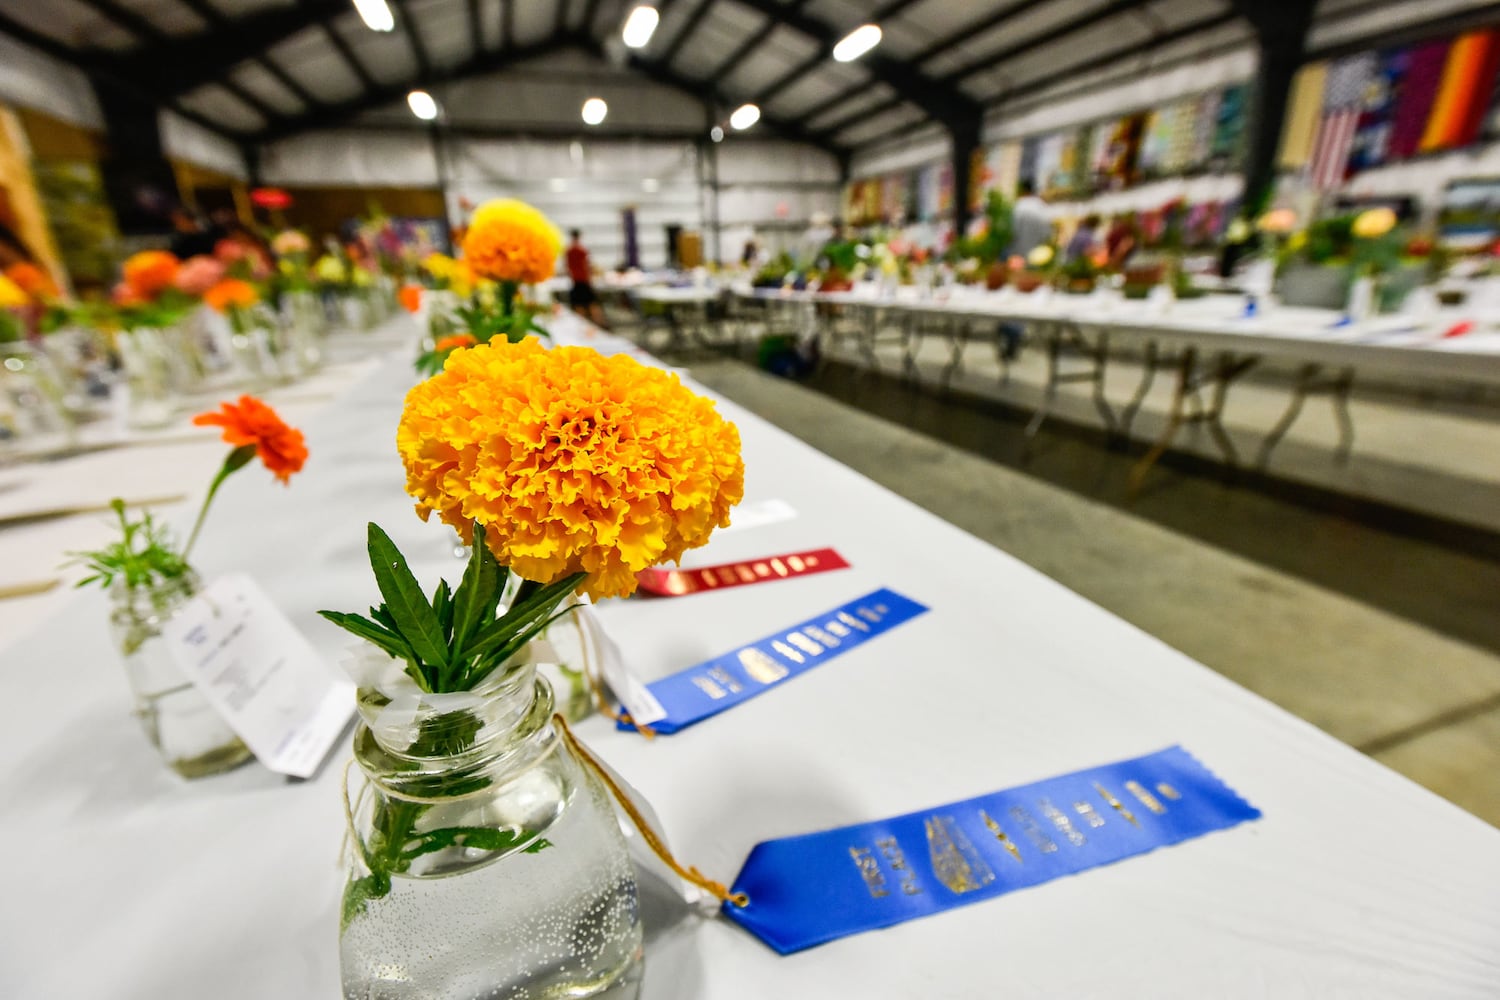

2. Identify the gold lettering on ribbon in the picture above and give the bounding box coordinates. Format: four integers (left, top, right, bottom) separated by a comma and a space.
849, 846, 889, 899
786, 631, 823, 656
803, 624, 840, 648
1094, 783, 1139, 827
770, 558, 789, 577
1039, 798, 1086, 846
739, 648, 789, 684
924, 817, 994, 894
1073, 800, 1106, 828
770, 640, 804, 664
734, 564, 757, 583
1156, 782, 1181, 801
787, 555, 805, 572
979, 810, 1023, 863
753, 562, 770, 577
706, 666, 743, 694
876, 836, 923, 896
690, 675, 726, 699
1009, 805, 1058, 853
838, 611, 871, 633
1124, 780, 1167, 815
826, 620, 852, 638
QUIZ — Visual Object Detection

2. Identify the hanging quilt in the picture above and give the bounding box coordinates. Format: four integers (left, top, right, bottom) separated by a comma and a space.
1419, 28, 1500, 151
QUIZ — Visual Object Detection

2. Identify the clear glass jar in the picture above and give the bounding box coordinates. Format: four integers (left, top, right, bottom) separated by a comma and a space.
341, 655, 643, 999
109, 575, 253, 778
1, 342, 76, 454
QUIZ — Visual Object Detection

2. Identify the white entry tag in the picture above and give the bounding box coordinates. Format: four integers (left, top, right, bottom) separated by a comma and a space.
715, 498, 797, 534
160, 573, 354, 778
577, 605, 668, 727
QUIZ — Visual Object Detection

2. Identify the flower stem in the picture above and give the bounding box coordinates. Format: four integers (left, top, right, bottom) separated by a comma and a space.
183, 443, 257, 561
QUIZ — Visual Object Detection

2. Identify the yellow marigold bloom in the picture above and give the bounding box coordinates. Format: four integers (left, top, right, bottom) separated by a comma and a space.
1352, 207, 1397, 239
398, 338, 745, 599
0, 274, 26, 309
462, 199, 562, 285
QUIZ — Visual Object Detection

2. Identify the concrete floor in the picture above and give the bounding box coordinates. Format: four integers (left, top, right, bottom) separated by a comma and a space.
675, 351, 1500, 828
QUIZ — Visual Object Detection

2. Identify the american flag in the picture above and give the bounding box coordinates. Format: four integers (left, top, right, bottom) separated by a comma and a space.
1308, 106, 1361, 190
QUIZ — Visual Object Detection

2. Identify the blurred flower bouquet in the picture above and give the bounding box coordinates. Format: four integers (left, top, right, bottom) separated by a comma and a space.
69, 395, 307, 776
323, 335, 743, 995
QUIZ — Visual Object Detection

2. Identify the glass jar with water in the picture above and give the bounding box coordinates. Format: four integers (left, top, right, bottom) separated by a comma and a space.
340, 651, 643, 999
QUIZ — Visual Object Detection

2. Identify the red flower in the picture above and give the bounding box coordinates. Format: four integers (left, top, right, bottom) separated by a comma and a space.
398, 284, 422, 313
193, 395, 308, 484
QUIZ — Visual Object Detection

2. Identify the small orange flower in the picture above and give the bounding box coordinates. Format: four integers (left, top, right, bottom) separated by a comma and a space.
434, 333, 476, 353
203, 278, 259, 313
122, 250, 180, 298
193, 395, 308, 484
4, 262, 57, 300
398, 284, 422, 313
461, 199, 562, 285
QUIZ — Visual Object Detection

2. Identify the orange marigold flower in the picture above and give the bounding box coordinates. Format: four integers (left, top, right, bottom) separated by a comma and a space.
193, 395, 308, 484
122, 250, 180, 297
398, 284, 422, 313
5, 262, 57, 300
398, 338, 745, 599
203, 278, 259, 313
434, 333, 476, 353
461, 199, 562, 285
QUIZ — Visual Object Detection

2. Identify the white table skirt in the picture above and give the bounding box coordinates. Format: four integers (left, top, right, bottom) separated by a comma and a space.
1, 312, 1496, 998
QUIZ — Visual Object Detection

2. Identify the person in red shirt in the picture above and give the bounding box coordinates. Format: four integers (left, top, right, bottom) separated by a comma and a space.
565, 229, 606, 327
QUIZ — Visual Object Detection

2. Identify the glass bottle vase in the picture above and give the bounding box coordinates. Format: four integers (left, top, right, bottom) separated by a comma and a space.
109, 575, 254, 778
340, 653, 643, 1000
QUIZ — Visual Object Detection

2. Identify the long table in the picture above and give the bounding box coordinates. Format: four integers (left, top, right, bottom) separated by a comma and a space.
3, 312, 1497, 997
731, 285, 1500, 487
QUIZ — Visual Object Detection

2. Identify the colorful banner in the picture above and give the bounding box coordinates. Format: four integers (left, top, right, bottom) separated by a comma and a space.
1420, 28, 1500, 151
724, 746, 1261, 954
618, 589, 928, 734
635, 548, 849, 597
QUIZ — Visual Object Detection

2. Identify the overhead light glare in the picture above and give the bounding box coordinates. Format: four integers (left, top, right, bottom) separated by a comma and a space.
832, 24, 882, 62
407, 89, 438, 120
549, 178, 568, 193
622, 6, 659, 49
642, 177, 660, 192
582, 97, 608, 126
352, 0, 395, 32
730, 103, 760, 130
710, 125, 724, 143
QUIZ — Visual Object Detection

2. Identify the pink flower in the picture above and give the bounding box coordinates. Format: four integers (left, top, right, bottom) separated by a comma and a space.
214, 239, 247, 264
174, 255, 226, 296
272, 230, 311, 256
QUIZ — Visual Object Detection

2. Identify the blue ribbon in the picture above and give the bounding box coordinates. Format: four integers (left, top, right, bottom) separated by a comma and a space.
620, 588, 928, 735
723, 746, 1260, 954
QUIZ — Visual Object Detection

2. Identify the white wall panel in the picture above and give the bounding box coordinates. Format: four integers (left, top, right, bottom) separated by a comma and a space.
0, 34, 102, 129
260, 130, 440, 186
850, 125, 950, 179
715, 141, 840, 184
1339, 141, 1500, 222
159, 111, 248, 179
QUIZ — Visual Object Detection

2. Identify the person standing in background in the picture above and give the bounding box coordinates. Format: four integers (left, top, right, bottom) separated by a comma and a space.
565, 229, 607, 328
1064, 214, 1101, 263
1008, 178, 1053, 257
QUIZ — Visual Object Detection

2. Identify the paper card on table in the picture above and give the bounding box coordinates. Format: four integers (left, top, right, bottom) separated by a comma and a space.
160, 573, 354, 778
635, 548, 848, 596
722, 746, 1260, 955
715, 498, 797, 534
577, 605, 668, 727
618, 588, 927, 735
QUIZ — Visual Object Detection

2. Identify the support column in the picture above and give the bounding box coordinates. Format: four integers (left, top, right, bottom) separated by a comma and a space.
950, 114, 982, 239
1237, 0, 1316, 215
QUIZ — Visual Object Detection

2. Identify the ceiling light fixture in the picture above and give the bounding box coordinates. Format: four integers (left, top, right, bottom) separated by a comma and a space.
710, 125, 724, 143
582, 97, 608, 126
832, 24, 882, 62
407, 89, 438, 120
730, 104, 760, 130
642, 178, 660, 192
352, 0, 395, 32
622, 6, 659, 49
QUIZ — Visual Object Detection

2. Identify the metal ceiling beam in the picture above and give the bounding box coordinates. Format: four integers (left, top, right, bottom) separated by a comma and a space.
618, 49, 847, 159
112, 0, 349, 97
582, 0, 606, 39
255, 34, 583, 143
939, 0, 1156, 83
468, 0, 483, 58
555, 0, 571, 36
908, 0, 1050, 69
321, 21, 379, 92
748, 0, 923, 108
71, 0, 289, 127
502, 0, 515, 47
659, 0, 716, 67
176, 0, 325, 111
395, 0, 433, 79
728, 0, 981, 128
711, 0, 808, 83
0, 9, 248, 140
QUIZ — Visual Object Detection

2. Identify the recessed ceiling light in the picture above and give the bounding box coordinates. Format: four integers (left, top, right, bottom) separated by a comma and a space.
730, 104, 760, 131
622, 6, 659, 49
710, 125, 724, 143
833, 24, 882, 63
582, 97, 608, 126
407, 89, 438, 120
642, 178, 660, 192
352, 0, 395, 32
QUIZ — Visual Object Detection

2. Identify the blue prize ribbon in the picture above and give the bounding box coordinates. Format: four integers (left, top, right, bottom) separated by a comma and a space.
620, 588, 928, 735
723, 746, 1260, 955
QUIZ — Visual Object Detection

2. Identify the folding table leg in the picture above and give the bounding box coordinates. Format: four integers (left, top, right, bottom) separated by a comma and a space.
1023, 324, 1063, 442
1120, 340, 1160, 439
1128, 347, 1197, 495
1256, 363, 1317, 468
1331, 367, 1356, 464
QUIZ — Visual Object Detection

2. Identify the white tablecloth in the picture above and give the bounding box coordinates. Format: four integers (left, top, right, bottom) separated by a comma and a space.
2, 313, 1497, 998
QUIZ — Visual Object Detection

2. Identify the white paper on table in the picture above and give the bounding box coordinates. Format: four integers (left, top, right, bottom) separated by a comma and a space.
160, 573, 354, 778
715, 497, 797, 534
576, 605, 667, 727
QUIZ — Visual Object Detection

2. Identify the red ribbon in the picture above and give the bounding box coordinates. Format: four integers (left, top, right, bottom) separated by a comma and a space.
635, 548, 849, 597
